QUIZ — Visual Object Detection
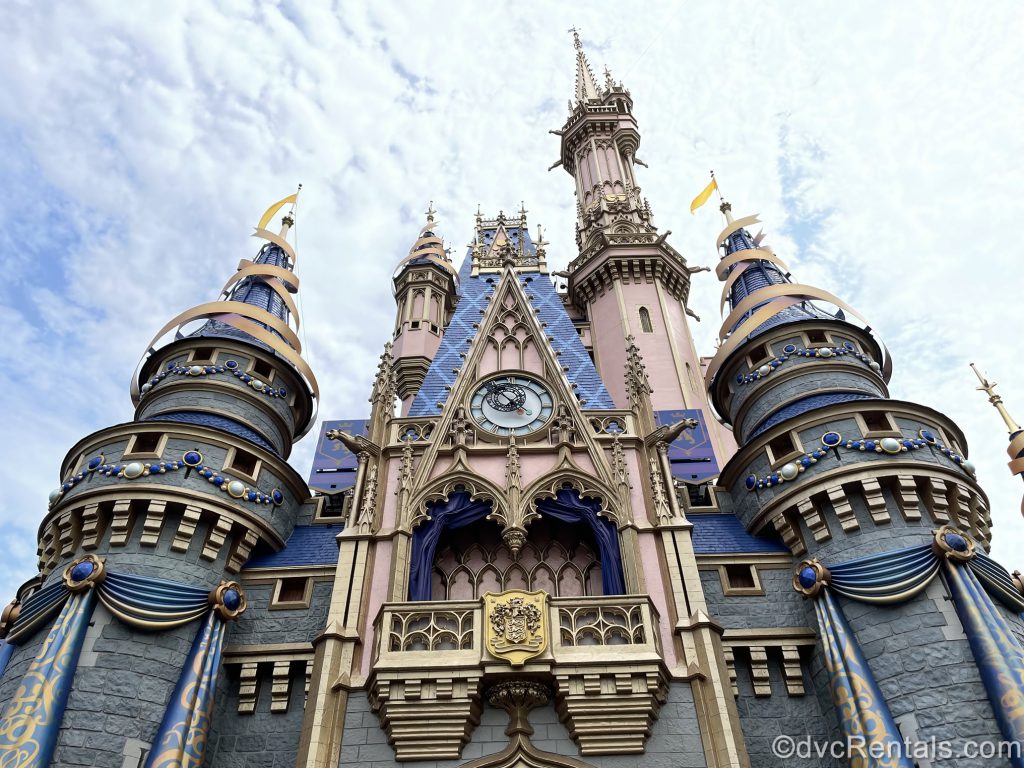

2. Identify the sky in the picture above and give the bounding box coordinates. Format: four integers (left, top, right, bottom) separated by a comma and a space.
1, 0, 1022, 598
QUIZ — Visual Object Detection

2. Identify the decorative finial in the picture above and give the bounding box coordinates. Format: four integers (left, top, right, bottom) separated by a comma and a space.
971, 363, 1021, 433
603, 65, 614, 91
425, 200, 436, 225
569, 26, 599, 103
280, 184, 301, 236
518, 201, 528, 227
569, 26, 582, 50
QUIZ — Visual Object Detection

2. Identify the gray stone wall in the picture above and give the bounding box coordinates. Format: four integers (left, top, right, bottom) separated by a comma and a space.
699, 566, 806, 630
206, 662, 308, 768
229, 579, 333, 646
732, 648, 840, 768
338, 681, 708, 768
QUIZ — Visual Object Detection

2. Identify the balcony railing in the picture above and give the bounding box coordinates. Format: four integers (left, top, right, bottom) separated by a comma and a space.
373, 594, 661, 669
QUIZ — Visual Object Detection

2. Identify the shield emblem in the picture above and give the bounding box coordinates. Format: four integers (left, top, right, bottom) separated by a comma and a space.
483, 589, 548, 667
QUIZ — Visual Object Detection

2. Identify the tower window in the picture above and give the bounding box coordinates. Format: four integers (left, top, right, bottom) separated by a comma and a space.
272, 577, 311, 608
251, 359, 274, 379
747, 343, 770, 364
124, 432, 165, 458
767, 432, 798, 462
862, 411, 896, 434
639, 307, 654, 333
189, 347, 216, 363
226, 448, 260, 480
806, 330, 828, 344
720, 564, 762, 595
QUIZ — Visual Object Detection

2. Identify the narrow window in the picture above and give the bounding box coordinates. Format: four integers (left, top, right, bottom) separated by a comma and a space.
724, 564, 757, 590
639, 306, 654, 333
126, 432, 163, 457
862, 411, 893, 433
747, 343, 769, 363
273, 577, 310, 607
807, 329, 828, 344
228, 448, 259, 478
252, 359, 273, 379
190, 347, 216, 362
768, 432, 797, 461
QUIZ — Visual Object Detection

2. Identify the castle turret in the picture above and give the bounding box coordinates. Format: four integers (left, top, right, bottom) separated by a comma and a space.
556, 33, 732, 458
391, 204, 458, 413
707, 200, 1016, 757
0, 195, 320, 767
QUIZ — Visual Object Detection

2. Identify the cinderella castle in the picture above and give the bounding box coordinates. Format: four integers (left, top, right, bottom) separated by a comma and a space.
1, 33, 1023, 768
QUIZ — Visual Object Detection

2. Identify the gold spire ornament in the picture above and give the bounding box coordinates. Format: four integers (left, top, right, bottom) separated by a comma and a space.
971, 363, 1022, 434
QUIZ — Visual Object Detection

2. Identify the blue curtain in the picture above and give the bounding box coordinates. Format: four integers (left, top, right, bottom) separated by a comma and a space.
144, 610, 227, 768
943, 560, 1024, 767
536, 488, 625, 595
813, 588, 915, 768
0, 589, 97, 767
409, 492, 493, 600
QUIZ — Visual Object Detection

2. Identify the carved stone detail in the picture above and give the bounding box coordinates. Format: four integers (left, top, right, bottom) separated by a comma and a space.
369, 672, 482, 761
553, 664, 668, 754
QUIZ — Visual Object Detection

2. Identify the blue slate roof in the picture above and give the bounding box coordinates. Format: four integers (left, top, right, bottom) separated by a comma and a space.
244, 524, 344, 569
690, 514, 789, 554
308, 419, 369, 494
144, 412, 278, 454
749, 392, 878, 439
409, 226, 614, 415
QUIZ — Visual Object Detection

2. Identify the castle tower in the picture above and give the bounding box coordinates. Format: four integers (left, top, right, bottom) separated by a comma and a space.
971, 363, 1024, 517
391, 204, 459, 413
556, 31, 734, 466
0, 196, 321, 766
707, 201, 1024, 760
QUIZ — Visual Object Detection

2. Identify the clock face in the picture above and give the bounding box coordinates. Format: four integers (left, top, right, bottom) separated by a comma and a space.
470, 375, 554, 436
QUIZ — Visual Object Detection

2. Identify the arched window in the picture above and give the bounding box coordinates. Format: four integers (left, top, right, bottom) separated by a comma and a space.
639, 306, 654, 333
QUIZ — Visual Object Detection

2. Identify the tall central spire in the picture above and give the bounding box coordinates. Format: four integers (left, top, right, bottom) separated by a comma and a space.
571, 28, 600, 103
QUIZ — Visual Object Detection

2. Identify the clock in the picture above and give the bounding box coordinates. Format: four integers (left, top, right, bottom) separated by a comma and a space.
470, 375, 554, 436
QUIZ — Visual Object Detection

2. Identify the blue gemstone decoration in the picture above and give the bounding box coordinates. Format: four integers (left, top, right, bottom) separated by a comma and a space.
783, 344, 797, 354
798, 566, 818, 589
843, 341, 855, 350
745, 475, 756, 490
87, 456, 103, 471
864, 440, 876, 452
247, 491, 257, 502
213, 476, 225, 486
800, 456, 812, 467
222, 589, 241, 611
921, 429, 936, 443
944, 532, 968, 552
183, 451, 202, 466
822, 432, 842, 447
225, 360, 238, 369
272, 489, 284, 505
70, 560, 95, 582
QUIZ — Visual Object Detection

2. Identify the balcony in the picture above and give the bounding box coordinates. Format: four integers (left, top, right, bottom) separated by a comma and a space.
369, 595, 668, 759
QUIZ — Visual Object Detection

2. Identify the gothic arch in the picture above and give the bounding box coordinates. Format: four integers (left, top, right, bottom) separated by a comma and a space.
522, 471, 620, 526
409, 473, 506, 531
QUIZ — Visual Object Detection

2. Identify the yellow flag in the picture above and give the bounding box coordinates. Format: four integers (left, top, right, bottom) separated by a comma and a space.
257, 193, 298, 231
689, 178, 718, 214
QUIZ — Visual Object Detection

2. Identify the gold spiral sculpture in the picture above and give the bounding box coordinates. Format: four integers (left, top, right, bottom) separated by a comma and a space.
130, 192, 320, 415
704, 211, 893, 388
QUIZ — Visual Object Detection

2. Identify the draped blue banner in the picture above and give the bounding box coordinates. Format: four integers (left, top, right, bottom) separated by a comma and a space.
536, 488, 625, 595
98, 571, 211, 629
0, 641, 14, 679
409, 491, 493, 600
943, 560, 1024, 767
814, 588, 915, 768
0, 589, 97, 768
827, 544, 939, 604
144, 611, 226, 768
5, 582, 70, 646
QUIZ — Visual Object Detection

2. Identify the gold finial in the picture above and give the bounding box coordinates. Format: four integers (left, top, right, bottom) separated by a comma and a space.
279, 183, 302, 237
425, 200, 436, 225
971, 363, 1021, 433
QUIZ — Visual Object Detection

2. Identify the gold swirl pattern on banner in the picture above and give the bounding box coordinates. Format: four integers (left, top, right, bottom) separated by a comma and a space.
145, 611, 226, 768
943, 560, 1024, 745
0, 590, 96, 767
814, 589, 912, 768
705, 212, 894, 389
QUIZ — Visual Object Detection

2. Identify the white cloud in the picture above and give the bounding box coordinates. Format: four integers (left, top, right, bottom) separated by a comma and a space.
0, 0, 1021, 599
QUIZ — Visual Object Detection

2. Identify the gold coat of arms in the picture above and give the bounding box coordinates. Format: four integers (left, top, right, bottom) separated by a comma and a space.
484, 590, 548, 667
